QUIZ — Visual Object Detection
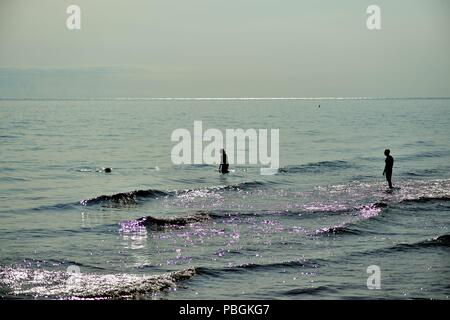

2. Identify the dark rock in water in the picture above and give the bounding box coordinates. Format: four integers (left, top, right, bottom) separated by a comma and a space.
104, 168, 112, 173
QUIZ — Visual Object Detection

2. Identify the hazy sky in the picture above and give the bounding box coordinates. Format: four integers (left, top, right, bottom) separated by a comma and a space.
0, 0, 449, 98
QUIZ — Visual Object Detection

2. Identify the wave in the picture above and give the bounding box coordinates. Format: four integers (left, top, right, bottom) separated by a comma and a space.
118, 200, 383, 234
80, 181, 267, 206
0, 266, 196, 299
80, 177, 450, 209
390, 234, 450, 250
312, 203, 386, 236
196, 259, 322, 276
120, 200, 387, 235
399, 150, 450, 161
120, 212, 211, 232
173, 164, 215, 170
80, 189, 172, 206
313, 224, 363, 236
279, 160, 353, 174
175, 181, 267, 194
78, 178, 450, 243
402, 169, 442, 177
348, 234, 450, 258
418, 234, 450, 246
221, 181, 267, 191
282, 285, 338, 296
289, 192, 448, 237
31, 202, 78, 212
399, 196, 450, 204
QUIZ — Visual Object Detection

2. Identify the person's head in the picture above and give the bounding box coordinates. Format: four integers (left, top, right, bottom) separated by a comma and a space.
104, 167, 112, 173
384, 149, 390, 156
220, 148, 226, 155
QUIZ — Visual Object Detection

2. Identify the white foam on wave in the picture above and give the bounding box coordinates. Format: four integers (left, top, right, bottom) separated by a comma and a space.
0, 266, 196, 299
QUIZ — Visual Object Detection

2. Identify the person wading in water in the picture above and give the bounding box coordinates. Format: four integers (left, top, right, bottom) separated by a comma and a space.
219, 149, 230, 174
383, 149, 394, 189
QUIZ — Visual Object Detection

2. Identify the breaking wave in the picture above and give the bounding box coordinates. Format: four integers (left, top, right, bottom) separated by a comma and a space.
0, 266, 196, 299
80, 189, 171, 206
80, 181, 268, 206
312, 203, 385, 236
120, 212, 212, 232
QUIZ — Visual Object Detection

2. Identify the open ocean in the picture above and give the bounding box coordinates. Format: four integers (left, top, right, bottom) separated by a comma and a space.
0, 98, 449, 299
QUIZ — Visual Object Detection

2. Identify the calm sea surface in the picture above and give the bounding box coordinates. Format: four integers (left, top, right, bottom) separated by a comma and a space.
0, 98, 449, 299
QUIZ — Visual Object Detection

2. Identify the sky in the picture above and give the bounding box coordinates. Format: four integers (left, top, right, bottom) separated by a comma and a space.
0, 0, 449, 98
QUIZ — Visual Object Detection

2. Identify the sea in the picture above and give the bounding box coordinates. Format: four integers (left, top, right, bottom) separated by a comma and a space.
0, 98, 449, 299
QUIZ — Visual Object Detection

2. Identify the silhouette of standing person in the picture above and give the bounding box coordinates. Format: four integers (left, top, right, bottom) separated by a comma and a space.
219, 149, 230, 174
383, 149, 394, 189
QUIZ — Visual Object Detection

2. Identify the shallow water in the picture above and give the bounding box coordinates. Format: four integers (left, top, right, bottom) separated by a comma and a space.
0, 98, 449, 299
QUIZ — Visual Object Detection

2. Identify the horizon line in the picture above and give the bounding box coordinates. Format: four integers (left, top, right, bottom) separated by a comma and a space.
1, 96, 450, 101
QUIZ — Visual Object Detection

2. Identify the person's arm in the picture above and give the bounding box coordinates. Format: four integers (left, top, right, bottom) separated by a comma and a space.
383, 162, 386, 175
